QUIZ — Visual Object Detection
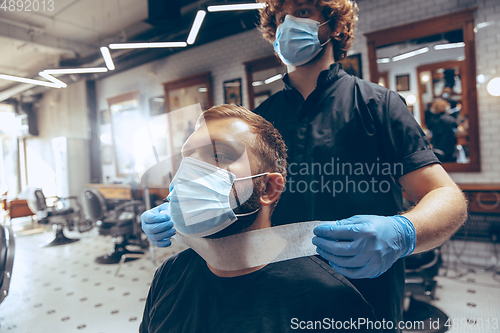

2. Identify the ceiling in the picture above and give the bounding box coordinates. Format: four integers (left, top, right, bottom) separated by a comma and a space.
0, 0, 261, 102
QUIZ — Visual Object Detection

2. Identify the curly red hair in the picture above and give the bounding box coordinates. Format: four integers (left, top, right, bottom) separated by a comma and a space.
258, 0, 358, 61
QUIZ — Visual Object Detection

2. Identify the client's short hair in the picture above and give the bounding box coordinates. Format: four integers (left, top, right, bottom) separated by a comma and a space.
196, 104, 288, 214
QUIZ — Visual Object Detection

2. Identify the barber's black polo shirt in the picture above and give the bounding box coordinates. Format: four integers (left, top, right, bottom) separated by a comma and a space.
255, 63, 440, 332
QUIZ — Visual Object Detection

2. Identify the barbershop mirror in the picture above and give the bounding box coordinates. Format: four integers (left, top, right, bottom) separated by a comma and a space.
365, 8, 480, 172
245, 56, 286, 110
162, 72, 214, 172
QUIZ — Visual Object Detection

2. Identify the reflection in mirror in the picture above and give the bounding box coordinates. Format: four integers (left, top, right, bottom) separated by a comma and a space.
168, 85, 209, 112
376, 30, 467, 164
418, 61, 470, 164
162, 72, 213, 173
252, 65, 286, 108
366, 8, 481, 172
107, 91, 141, 178
245, 55, 285, 110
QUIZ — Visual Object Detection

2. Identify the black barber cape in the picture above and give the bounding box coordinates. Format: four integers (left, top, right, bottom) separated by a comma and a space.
255, 63, 440, 331
140, 249, 381, 333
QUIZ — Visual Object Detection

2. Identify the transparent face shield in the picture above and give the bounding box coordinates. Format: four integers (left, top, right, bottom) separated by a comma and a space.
137, 104, 262, 238
136, 104, 320, 271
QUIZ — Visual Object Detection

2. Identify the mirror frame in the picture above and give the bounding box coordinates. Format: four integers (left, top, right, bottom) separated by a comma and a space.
365, 8, 480, 172
162, 71, 214, 113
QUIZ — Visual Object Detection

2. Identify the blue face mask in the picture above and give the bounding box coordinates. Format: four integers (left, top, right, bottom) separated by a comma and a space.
273, 15, 331, 67
167, 157, 269, 238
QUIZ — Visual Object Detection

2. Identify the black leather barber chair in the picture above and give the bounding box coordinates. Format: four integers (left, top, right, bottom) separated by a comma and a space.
82, 187, 146, 264
33, 189, 80, 247
403, 249, 449, 332
0, 225, 15, 304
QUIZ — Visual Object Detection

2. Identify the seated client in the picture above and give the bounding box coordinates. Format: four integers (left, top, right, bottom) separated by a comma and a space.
140, 105, 380, 333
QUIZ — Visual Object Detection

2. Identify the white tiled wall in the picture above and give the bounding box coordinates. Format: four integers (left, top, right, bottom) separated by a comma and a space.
96, 0, 500, 184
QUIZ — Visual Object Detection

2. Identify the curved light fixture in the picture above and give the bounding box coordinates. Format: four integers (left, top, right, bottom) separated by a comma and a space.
187, 10, 207, 45
39, 72, 67, 88
109, 42, 187, 49
44, 68, 108, 74
207, 3, 267, 12
0, 73, 61, 88
100, 47, 115, 70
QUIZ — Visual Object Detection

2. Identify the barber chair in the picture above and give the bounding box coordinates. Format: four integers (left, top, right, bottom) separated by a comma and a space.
82, 187, 145, 264
0, 224, 15, 304
32, 189, 81, 247
403, 248, 449, 332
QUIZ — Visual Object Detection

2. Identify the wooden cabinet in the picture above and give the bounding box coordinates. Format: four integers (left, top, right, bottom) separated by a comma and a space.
459, 184, 500, 214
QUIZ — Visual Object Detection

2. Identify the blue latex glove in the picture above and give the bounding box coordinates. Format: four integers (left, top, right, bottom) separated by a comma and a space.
141, 202, 176, 247
312, 215, 416, 279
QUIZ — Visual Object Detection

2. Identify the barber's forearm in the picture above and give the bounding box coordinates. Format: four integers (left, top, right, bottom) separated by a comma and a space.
402, 186, 467, 254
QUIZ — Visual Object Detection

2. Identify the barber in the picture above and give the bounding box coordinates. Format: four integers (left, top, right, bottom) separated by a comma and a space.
141, 0, 467, 331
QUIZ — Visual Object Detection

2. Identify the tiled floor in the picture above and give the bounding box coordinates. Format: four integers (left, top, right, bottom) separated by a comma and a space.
431, 240, 500, 333
1, 218, 499, 333
0, 219, 187, 333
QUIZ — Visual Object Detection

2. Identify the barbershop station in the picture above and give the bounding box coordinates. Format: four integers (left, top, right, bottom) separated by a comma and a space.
0, 0, 499, 332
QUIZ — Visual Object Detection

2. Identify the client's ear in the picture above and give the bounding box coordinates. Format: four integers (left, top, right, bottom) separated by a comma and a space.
260, 173, 284, 206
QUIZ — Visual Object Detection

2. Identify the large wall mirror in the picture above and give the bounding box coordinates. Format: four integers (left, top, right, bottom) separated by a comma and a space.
365, 8, 480, 172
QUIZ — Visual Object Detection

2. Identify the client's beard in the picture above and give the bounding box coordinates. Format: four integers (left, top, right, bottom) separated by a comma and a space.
204, 178, 263, 239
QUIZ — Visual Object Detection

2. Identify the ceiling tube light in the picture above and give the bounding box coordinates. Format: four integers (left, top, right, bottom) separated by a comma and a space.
207, 3, 267, 12
264, 74, 283, 84
43, 68, 108, 74
109, 42, 187, 49
434, 42, 465, 50
0, 74, 61, 88
39, 72, 67, 88
377, 58, 390, 64
187, 10, 206, 45
252, 81, 264, 87
146, 42, 188, 48
100, 47, 115, 70
392, 47, 429, 62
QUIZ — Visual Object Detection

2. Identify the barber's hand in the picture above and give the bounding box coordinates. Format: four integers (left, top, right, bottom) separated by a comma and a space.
312, 215, 416, 279
141, 202, 176, 247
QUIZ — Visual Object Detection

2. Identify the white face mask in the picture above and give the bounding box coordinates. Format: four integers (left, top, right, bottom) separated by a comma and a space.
167, 157, 269, 238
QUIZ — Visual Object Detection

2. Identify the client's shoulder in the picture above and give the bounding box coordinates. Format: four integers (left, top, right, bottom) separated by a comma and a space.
269, 255, 366, 299
264, 256, 378, 323
155, 248, 199, 276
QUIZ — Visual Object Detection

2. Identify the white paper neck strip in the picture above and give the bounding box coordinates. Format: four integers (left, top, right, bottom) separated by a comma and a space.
174, 221, 323, 271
